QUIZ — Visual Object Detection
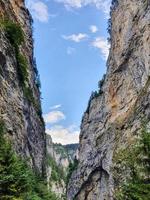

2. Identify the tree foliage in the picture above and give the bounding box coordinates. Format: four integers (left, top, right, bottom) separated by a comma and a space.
0, 121, 59, 200
47, 155, 65, 183
66, 157, 78, 185
115, 128, 150, 200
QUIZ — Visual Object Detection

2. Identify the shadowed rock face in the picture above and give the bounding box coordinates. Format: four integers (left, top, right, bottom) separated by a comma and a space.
67, 0, 150, 199
0, 0, 46, 175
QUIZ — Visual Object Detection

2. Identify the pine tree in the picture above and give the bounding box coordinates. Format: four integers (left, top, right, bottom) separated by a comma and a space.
115, 128, 150, 200
0, 121, 59, 200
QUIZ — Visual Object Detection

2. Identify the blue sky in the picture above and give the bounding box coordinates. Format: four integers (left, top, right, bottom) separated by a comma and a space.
26, 0, 111, 144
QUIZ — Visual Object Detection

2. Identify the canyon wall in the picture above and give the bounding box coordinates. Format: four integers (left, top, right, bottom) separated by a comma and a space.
67, 0, 150, 199
0, 0, 46, 175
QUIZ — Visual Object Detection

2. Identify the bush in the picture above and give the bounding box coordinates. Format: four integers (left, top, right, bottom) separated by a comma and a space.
115, 128, 150, 200
0, 123, 59, 200
3, 20, 24, 49
16, 52, 28, 87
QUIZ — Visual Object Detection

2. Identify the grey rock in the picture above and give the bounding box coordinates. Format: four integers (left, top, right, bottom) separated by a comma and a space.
0, 0, 46, 175
67, 0, 150, 199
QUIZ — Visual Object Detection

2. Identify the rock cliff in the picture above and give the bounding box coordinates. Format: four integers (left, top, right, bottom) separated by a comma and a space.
0, 0, 46, 175
67, 0, 150, 199
46, 134, 79, 198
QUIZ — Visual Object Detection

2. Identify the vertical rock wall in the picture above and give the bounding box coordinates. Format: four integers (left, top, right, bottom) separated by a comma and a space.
67, 0, 150, 199
0, 0, 46, 175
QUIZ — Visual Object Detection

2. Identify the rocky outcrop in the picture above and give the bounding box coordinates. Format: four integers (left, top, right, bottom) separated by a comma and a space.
67, 0, 150, 199
46, 134, 78, 198
47, 134, 78, 169
0, 0, 46, 175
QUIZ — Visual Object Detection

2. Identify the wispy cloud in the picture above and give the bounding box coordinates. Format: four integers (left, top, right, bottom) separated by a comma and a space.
50, 104, 62, 110
43, 111, 65, 124
54, 0, 111, 15
49, 13, 58, 18
89, 25, 98, 33
46, 125, 79, 144
67, 47, 76, 55
62, 33, 88, 42
26, 0, 49, 22
91, 37, 110, 60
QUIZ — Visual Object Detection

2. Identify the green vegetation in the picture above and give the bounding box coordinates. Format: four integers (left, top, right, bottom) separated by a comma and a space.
2, 20, 24, 48
1, 20, 28, 92
47, 155, 65, 183
115, 128, 150, 200
0, 121, 59, 200
0, 20, 43, 121
86, 73, 106, 114
66, 157, 78, 185
1, 20, 29, 89
16, 53, 28, 87
54, 143, 68, 159
33, 58, 41, 90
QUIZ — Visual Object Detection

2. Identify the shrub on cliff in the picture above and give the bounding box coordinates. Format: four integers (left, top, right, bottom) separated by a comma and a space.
1, 20, 28, 89
47, 155, 65, 183
115, 128, 150, 200
66, 157, 78, 185
1, 20, 43, 118
3, 20, 24, 48
16, 53, 28, 87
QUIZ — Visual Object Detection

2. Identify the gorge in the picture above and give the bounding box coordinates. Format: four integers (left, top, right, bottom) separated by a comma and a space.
0, 0, 150, 200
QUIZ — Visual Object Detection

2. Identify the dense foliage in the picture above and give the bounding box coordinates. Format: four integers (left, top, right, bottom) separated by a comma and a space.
115, 128, 150, 200
47, 155, 65, 183
3, 20, 24, 48
0, 121, 59, 200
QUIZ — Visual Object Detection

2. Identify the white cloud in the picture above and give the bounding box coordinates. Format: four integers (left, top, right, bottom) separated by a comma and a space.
91, 37, 110, 60
26, 0, 49, 22
62, 33, 88, 42
89, 25, 98, 33
50, 104, 62, 110
67, 47, 76, 55
46, 125, 79, 144
43, 111, 65, 124
54, 0, 111, 15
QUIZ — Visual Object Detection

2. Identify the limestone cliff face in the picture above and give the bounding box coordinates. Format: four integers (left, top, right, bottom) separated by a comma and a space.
46, 134, 79, 198
67, 0, 150, 199
46, 135, 66, 198
0, 0, 46, 174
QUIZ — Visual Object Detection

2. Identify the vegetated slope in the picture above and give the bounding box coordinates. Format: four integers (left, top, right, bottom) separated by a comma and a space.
46, 134, 79, 199
67, 0, 150, 199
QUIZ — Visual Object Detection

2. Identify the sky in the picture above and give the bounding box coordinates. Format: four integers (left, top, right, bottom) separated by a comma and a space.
25, 0, 111, 145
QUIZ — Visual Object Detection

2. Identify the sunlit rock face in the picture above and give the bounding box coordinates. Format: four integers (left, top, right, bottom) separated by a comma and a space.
0, 0, 46, 175
67, 0, 150, 199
